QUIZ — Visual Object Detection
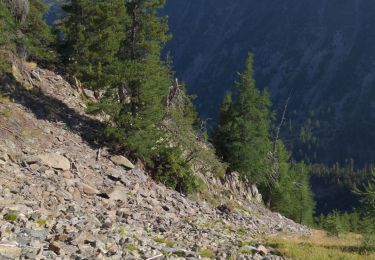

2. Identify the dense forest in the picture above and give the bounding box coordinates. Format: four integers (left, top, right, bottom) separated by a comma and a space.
1, 0, 375, 246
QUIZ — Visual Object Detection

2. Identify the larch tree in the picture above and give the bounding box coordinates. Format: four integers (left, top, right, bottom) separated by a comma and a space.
214, 53, 273, 183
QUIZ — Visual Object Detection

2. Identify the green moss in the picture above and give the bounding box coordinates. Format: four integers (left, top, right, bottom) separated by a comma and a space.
240, 249, 253, 255
36, 219, 46, 227
237, 227, 247, 236
127, 245, 138, 251
117, 227, 127, 236
0, 108, 12, 117
154, 237, 165, 243
199, 248, 215, 258
4, 212, 18, 222
154, 236, 174, 247
166, 240, 175, 247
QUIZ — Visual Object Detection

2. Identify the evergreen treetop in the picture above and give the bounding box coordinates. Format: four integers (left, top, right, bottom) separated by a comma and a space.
214, 53, 273, 183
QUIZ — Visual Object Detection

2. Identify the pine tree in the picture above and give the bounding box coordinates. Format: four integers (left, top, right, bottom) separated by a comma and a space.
213, 92, 233, 161
60, 0, 221, 193
23, 0, 56, 62
354, 170, 375, 233
0, 0, 55, 67
102, 0, 171, 162
0, 1, 17, 73
214, 53, 273, 183
61, 0, 128, 89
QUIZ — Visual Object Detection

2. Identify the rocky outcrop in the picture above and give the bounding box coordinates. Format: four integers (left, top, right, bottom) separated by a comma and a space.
223, 172, 263, 203
0, 63, 309, 259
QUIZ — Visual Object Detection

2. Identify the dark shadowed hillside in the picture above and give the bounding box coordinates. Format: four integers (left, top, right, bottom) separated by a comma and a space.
165, 0, 375, 167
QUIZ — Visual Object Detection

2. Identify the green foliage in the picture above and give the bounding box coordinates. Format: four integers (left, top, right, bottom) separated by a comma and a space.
361, 233, 375, 253
62, 0, 222, 194
153, 147, 204, 194
354, 170, 375, 235
61, 0, 128, 89
163, 84, 227, 179
4, 212, 18, 222
36, 218, 47, 227
23, 0, 56, 62
0, 0, 55, 67
199, 247, 215, 258
265, 143, 315, 225
64, 0, 171, 163
213, 53, 273, 183
213, 54, 315, 224
315, 211, 361, 236
0, 2, 16, 46
127, 245, 138, 251
0, 1, 17, 74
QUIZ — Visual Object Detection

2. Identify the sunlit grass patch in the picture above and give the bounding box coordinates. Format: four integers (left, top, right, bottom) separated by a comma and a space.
267, 230, 375, 260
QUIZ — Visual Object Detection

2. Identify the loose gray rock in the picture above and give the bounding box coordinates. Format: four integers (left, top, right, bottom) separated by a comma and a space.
38, 153, 70, 171
111, 155, 135, 169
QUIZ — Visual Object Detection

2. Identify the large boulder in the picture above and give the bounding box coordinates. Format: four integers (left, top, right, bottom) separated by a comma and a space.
38, 153, 70, 171
110, 155, 135, 169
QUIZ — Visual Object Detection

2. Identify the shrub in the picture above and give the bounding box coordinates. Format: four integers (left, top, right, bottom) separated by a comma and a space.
153, 147, 204, 194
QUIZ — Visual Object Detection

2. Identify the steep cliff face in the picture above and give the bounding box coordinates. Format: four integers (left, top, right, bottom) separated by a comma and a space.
165, 0, 375, 166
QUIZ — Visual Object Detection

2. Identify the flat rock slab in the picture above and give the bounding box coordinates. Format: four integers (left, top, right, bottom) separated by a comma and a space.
108, 185, 128, 202
0, 243, 22, 258
38, 153, 70, 171
110, 155, 135, 169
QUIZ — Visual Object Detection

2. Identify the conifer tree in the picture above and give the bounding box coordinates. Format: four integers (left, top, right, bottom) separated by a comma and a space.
23, 0, 56, 62
266, 144, 315, 225
0, 0, 55, 65
61, 0, 128, 89
60, 0, 222, 193
354, 170, 375, 232
103, 0, 171, 161
214, 53, 273, 183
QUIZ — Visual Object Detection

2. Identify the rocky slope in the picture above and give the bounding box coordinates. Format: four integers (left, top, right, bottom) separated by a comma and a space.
0, 62, 309, 259
165, 0, 375, 166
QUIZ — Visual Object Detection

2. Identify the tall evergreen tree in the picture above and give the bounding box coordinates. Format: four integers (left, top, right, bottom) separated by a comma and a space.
61, 0, 128, 89
213, 53, 273, 183
62, 0, 172, 162
60, 0, 214, 193
102, 0, 171, 161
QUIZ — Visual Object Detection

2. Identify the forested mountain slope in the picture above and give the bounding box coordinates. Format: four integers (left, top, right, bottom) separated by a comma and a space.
165, 0, 375, 166
0, 59, 310, 259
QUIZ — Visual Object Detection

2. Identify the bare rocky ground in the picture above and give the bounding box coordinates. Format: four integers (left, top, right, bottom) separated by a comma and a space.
0, 64, 310, 259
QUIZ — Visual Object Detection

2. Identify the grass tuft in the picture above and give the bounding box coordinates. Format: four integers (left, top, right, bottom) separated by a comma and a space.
199, 247, 215, 258
4, 212, 18, 222
36, 218, 46, 227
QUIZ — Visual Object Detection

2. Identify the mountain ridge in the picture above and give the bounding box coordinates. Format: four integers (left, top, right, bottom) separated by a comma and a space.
165, 0, 375, 166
